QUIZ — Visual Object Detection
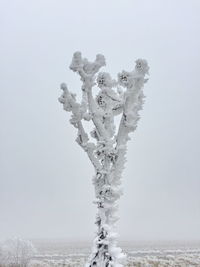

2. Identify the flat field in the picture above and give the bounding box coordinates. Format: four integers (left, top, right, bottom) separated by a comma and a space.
29, 240, 200, 266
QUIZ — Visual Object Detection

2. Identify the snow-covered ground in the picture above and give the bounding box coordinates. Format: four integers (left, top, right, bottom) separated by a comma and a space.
28, 240, 200, 266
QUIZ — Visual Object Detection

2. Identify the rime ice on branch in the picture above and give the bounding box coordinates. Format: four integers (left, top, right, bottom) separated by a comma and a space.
58, 52, 149, 267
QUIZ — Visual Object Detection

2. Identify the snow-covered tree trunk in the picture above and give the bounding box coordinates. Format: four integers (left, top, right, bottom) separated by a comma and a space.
58, 52, 149, 267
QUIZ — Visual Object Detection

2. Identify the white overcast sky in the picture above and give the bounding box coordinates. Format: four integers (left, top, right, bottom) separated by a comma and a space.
0, 0, 200, 242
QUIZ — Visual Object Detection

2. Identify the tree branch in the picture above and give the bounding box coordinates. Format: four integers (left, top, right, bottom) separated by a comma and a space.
58, 83, 102, 171
116, 59, 149, 147
70, 51, 110, 140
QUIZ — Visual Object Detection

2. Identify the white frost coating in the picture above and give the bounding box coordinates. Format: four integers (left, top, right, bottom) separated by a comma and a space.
0, 237, 36, 266
58, 52, 149, 267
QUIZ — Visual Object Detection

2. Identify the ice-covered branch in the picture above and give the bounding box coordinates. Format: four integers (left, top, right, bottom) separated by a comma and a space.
116, 59, 149, 146
111, 59, 149, 187
58, 83, 101, 171
70, 51, 106, 76
69, 52, 111, 140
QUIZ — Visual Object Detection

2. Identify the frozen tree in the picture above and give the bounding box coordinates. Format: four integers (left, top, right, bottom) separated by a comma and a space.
58, 52, 149, 267
0, 237, 36, 266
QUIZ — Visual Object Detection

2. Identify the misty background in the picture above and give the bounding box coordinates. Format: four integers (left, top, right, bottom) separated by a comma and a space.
0, 0, 200, 242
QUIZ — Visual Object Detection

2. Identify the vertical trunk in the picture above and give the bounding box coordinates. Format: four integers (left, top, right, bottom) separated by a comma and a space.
86, 154, 126, 267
